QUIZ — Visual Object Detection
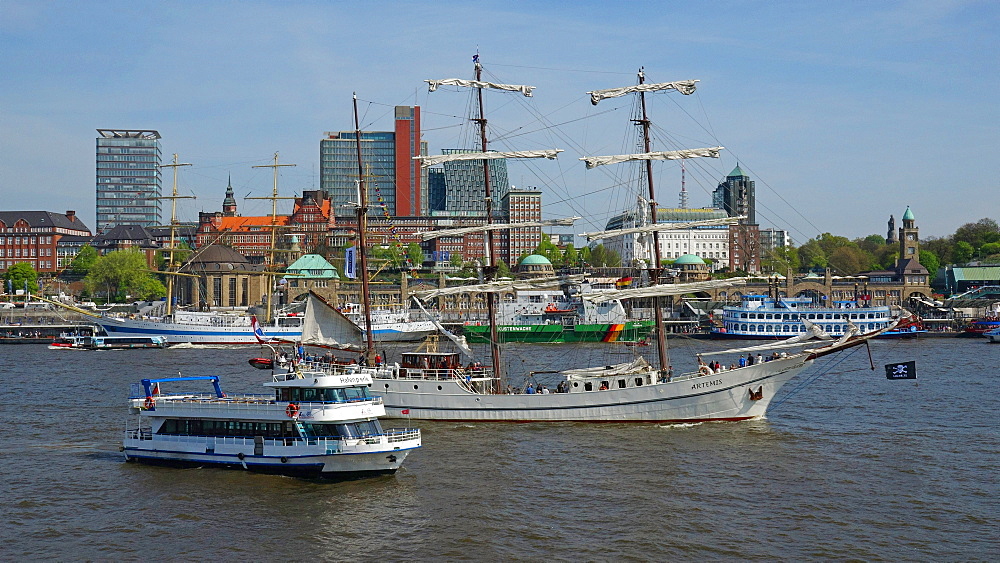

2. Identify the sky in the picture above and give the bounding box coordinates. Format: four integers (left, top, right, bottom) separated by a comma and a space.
1, 1, 997, 246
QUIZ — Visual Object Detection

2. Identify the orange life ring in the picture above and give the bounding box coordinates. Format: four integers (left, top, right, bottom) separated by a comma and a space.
285, 402, 299, 418
144, 396, 155, 409
698, 365, 713, 376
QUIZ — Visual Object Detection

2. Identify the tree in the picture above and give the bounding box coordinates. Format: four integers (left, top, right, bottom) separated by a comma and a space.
70, 245, 98, 275
762, 246, 799, 274
85, 249, 165, 302
856, 234, 887, 255
953, 241, 974, 264
496, 260, 511, 279
979, 242, 1000, 261
953, 218, 1000, 249
919, 250, 940, 276
406, 243, 424, 268
587, 244, 621, 267
828, 246, 872, 275
921, 237, 953, 266
797, 239, 827, 270
4, 263, 39, 295
533, 239, 564, 268
562, 244, 580, 268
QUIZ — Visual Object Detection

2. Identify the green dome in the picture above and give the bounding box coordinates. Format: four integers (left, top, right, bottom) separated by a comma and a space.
673, 254, 705, 265
519, 254, 552, 266
902, 206, 914, 221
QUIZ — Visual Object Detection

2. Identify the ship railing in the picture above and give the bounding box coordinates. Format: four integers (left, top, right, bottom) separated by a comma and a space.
132, 395, 384, 412
122, 430, 418, 448
398, 367, 492, 381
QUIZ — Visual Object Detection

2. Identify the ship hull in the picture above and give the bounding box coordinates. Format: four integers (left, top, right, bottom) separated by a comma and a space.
99, 318, 302, 345
463, 320, 654, 343
372, 355, 810, 422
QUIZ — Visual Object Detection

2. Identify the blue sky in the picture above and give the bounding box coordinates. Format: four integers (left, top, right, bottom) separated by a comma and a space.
1, 1, 997, 244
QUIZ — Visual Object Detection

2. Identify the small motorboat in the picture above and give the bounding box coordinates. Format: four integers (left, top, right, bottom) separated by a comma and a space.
248, 357, 274, 370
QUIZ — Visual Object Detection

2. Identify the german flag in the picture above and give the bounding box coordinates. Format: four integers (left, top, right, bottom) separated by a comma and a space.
616, 276, 633, 288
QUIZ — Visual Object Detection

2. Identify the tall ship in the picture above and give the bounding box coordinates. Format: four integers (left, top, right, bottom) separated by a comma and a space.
462, 285, 654, 343
122, 371, 420, 479
97, 153, 304, 345
712, 294, 893, 339
357, 60, 904, 422
99, 309, 304, 345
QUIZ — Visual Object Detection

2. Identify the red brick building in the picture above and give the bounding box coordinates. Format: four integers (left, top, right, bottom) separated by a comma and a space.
0, 210, 92, 273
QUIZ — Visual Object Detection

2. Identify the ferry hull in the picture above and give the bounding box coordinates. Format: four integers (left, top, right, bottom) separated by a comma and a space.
122, 437, 419, 479
373, 356, 810, 422
464, 320, 654, 344
99, 318, 302, 345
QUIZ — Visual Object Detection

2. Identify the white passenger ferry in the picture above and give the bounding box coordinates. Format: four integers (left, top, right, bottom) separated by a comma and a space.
122, 370, 421, 479
712, 295, 893, 339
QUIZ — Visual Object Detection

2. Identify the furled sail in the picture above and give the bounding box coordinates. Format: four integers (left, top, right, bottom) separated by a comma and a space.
414, 150, 563, 168
587, 80, 699, 105
414, 275, 586, 299
299, 292, 364, 351
581, 216, 744, 242
426, 78, 536, 97
582, 278, 749, 303
417, 217, 581, 241
561, 357, 652, 379
411, 297, 474, 361
698, 322, 832, 357
580, 147, 724, 170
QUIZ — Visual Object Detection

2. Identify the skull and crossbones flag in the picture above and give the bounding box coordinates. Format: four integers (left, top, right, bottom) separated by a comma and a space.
885, 361, 917, 380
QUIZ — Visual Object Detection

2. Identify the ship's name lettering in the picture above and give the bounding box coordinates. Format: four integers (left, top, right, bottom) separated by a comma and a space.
499, 327, 532, 332
691, 379, 722, 390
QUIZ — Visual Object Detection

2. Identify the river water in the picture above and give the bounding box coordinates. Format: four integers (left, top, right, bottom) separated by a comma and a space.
1, 337, 996, 560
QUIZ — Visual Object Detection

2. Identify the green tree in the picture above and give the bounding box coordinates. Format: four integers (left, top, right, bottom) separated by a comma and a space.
828, 246, 871, 275
761, 246, 799, 274
953, 218, 1000, 249
797, 238, 827, 270
533, 239, 564, 268
496, 260, 511, 279
406, 243, 424, 268
919, 250, 940, 276
954, 241, 974, 264
921, 237, 953, 266
85, 249, 166, 302
587, 244, 621, 267
4, 262, 39, 295
70, 245, 99, 275
562, 244, 580, 268
979, 242, 1000, 261
856, 234, 887, 255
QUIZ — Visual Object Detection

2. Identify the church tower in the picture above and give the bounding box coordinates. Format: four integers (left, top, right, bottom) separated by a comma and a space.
898, 206, 918, 261
222, 176, 238, 217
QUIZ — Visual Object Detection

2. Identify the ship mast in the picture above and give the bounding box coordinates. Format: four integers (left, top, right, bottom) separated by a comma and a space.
473, 59, 504, 391
353, 94, 376, 361
158, 154, 194, 317
250, 153, 296, 322
635, 68, 670, 377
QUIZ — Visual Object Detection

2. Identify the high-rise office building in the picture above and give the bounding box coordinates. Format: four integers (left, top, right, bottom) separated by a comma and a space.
320, 106, 426, 218
437, 149, 511, 216
712, 165, 755, 225
96, 129, 162, 233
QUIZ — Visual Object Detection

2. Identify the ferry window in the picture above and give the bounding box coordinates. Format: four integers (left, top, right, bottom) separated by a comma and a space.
740, 313, 747, 319
301, 388, 322, 402
765, 314, 772, 320
324, 388, 347, 402
584, 382, 593, 391
783, 326, 790, 332
766, 325, 773, 332
277, 389, 290, 402
741, 324, 748, 331
634, 377, 643, 386
344, 387, 368, 401
617, 379, 626, 389
807, 314, 815, 319
826, 314, 833, 319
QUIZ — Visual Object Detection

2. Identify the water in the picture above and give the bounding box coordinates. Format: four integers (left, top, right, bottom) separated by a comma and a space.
1, 338, 997, 560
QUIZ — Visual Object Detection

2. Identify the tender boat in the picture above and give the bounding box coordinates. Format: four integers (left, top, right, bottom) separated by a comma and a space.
50, 335, 169, 349
122, 371, 421, 479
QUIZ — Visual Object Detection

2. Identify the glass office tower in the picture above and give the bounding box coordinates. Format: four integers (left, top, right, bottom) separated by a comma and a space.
96, 129, 162, 233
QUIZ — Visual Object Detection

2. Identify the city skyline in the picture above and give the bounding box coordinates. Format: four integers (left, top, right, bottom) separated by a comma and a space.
1, 1, 996, 244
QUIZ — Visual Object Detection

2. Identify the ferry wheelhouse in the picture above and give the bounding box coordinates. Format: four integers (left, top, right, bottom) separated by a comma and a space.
123, 371, 420, 479
713, 295, 892, 339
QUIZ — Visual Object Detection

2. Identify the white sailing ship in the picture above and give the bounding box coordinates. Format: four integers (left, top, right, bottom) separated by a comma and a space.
299, 64, 903, 423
